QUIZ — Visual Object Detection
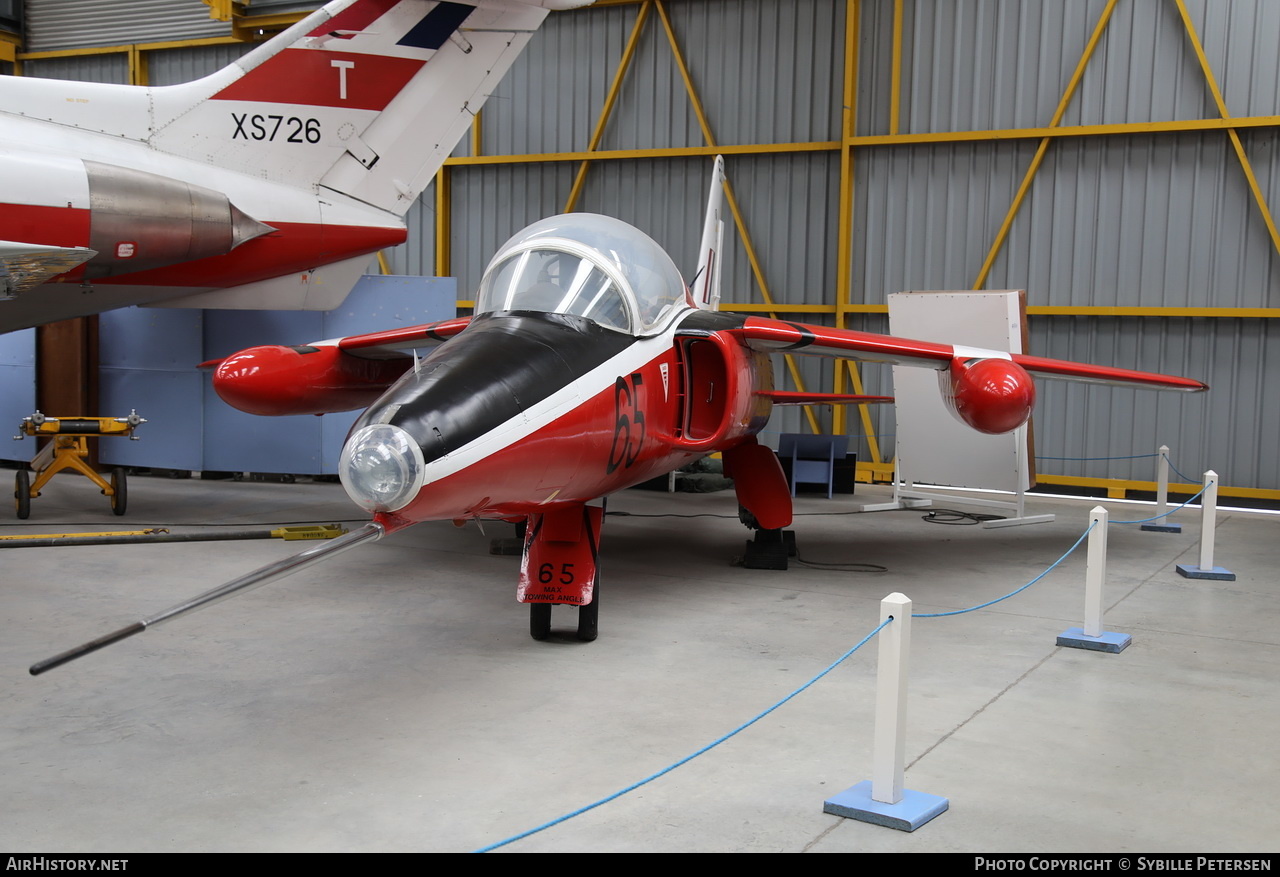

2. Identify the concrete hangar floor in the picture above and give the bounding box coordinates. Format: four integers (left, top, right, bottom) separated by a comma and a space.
3, 472, 1276, 853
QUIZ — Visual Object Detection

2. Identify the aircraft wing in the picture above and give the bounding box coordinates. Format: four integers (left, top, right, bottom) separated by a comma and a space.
0, 241, 96, 301
205, 316, 475, 416
763, 391, 894, 406
731, 315, 1208, 392
333, 317, 473, 359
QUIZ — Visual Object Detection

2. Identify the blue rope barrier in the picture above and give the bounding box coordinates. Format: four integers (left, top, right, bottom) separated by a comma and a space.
1109, 484, 1207, 525
1165, 458, 1198, 484
473, 616, 894, 853
475, 466, 1206, 851
1033, 450, 1204, 488
913, 521, 1096, 618
1035, 453, 1159, 461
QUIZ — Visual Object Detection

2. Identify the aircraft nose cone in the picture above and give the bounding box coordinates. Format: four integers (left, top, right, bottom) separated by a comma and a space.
339, 423, 428, 513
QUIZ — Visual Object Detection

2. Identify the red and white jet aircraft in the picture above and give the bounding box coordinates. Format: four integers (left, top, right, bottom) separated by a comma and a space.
31, 158, 1207, 673
0, 0, 587, 333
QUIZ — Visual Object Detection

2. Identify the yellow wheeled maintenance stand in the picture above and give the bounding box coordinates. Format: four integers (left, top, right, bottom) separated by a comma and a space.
13, 411, 146, 519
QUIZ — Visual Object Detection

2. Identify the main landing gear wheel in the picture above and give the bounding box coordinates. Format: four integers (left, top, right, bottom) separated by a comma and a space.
15, 470, 30, 520
739, 504, 797, 569
109, 467, 127, 516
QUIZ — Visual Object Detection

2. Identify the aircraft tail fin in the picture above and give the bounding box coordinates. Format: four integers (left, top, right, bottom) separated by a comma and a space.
690, 155, 727, 311
147, 0, 589, 217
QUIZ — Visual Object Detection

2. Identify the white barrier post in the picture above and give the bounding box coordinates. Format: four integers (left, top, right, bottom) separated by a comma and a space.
872, 592, 911, 804
1083, 507, 1108, 637
1176, 470, 1236, 580
1058, 508, 1131, 653
1200, 471, 1218, 570
823, 593, 948, 831
1142, 445, 1182, 533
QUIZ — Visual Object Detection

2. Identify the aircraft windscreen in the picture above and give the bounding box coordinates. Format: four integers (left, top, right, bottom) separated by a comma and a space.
475, 214, 688, 335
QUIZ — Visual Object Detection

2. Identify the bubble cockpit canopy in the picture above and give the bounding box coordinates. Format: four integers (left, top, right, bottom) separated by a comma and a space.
474, 214, 688, 336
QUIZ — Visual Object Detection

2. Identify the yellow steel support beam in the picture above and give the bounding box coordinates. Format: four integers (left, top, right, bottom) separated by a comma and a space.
127, 44, 148, 86
727, 303, 1280, 318
655, 1, 712, 140
0, 32, 19, 65
200, 0, 239, 21
889, 0, 903, 136
453, 141, 839, 165
973, 0, 1119, 289
651, 0, 820, 433
1173, 0, 1280, 262
847, 114, 1280, 146
435, 168, 451, 280
232, 12, 307, 37
845, 359, 884, 467
562, 1, 652, 213
1034, 474, 1280, 503
834, 0, 882, 464
445, 115, 1280, 170
19, 35, 253, 61
1026, 306, 1280, 318
833, 0, 859, 436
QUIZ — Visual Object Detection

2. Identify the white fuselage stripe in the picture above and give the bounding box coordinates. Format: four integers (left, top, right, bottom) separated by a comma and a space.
415, 324, 680, 484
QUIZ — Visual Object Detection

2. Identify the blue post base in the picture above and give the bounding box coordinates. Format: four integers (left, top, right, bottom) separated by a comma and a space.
1176, 563, 1236, 581
1141, 523, 1182, 533
1057, 627, 1131, 653
823, 780, 949, 832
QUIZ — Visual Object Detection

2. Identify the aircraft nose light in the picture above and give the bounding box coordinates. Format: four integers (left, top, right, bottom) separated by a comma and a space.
339, 424, 426, 513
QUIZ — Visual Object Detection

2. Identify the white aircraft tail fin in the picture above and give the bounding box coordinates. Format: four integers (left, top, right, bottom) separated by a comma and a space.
142, 0, 587, 216
691, 155, 727, 311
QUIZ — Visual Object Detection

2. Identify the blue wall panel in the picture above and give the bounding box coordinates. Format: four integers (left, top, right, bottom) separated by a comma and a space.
98, 308, 204, 470
97, 275, 456, 474
199, 309, 327, 475
0, 328, 36, 464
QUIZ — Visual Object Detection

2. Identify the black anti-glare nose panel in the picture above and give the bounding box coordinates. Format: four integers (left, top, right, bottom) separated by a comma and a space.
350, 312, 634, 464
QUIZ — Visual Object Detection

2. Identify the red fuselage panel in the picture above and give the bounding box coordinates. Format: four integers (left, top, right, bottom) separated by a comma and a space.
0, 201, 405, 288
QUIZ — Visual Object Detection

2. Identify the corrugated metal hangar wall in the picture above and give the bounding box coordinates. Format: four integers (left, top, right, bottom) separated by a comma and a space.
10, 0, 1279, 501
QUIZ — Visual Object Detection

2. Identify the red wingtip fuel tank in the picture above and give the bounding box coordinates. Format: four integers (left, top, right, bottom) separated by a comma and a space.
213, 344, 411, 416
943, 355, 1037, 434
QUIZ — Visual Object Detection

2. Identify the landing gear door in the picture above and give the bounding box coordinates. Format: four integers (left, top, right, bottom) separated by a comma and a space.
518, 504, 604, 606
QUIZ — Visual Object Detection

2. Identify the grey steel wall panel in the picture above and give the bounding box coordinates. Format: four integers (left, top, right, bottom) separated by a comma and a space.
147, 43, 252, 85
478, 0, 843, 157
21, 55, 128, 83
447, 162, 581, 297
26, 0, 229, 51
475, 3, 643, 157
447, 151, 839, 310
846, 0, 1280, 490
855, 132, 1280, 309
854, 140, 1041, 302
23, 0, 1280, 491
654, 0, 844, 145
383, 182, 438, 279
1030, 317, 1279, 492
858, 0, 1279, 134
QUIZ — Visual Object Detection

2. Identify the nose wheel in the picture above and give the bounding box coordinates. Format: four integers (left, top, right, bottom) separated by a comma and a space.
529, 584, 598, 642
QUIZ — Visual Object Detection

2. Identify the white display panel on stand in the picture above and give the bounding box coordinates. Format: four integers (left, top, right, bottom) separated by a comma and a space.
860, 290, 1053, 527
